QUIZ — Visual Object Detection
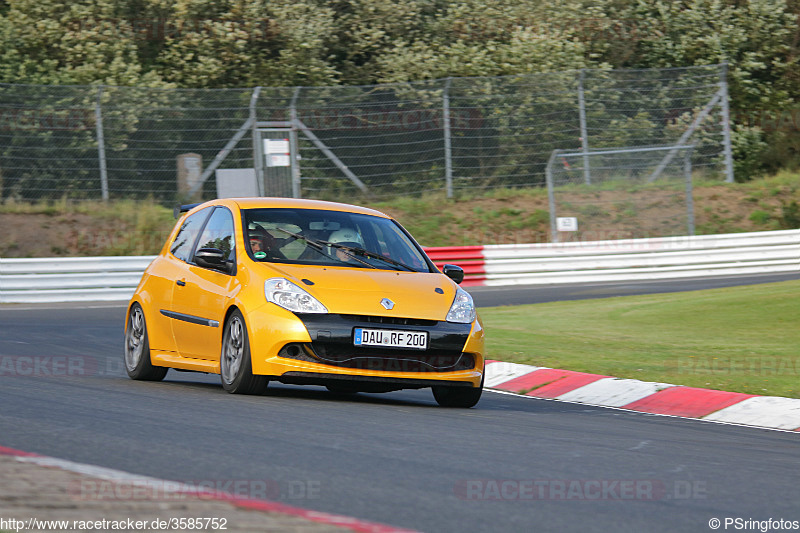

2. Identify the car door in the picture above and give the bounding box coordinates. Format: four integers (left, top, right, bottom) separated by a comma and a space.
147, 207, 212, 353
170, 206, 239, 360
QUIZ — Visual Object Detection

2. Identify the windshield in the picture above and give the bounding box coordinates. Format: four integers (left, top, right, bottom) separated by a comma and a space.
242, 208, 433, 272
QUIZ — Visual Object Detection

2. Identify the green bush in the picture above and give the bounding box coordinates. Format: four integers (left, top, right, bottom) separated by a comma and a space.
780, 201, 800, 229
732, 126, 770, 182
748, 209, 771, 225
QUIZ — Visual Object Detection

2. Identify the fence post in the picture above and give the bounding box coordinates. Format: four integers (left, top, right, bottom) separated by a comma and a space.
685, 147, 695, 236
546, 149, 560, 243
250, 86, 264, 196
578, 69, 591, 185
94, 85, 109, 201
443, 77, 454, 198
647, 90, 722, 183
719, 62, 735, 183
290, 86, 302, 198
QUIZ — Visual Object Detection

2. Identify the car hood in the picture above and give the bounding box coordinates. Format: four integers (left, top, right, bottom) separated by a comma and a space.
262, 263, 459, 321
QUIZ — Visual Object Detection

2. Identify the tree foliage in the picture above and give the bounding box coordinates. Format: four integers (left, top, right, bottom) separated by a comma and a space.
1, 0, 799, 171
2, 0, 796, 96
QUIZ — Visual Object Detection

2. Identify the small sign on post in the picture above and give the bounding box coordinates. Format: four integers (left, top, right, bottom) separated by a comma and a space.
556, 217, 579, 232
264, 139, 290, 167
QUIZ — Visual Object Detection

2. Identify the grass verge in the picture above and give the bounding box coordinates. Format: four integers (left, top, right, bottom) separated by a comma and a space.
480, 280, 800, 398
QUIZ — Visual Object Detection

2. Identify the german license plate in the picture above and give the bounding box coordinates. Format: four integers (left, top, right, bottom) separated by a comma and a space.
353, 328, 428, 350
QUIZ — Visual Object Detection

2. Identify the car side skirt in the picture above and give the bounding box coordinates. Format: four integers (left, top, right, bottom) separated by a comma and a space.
150, 351, 220, 374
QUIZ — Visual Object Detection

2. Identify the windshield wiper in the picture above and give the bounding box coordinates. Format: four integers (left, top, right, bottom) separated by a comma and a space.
273, 227, 325, 251
273, 228, 376, 269
323, 242, 416, 272
273, 227, 416, 271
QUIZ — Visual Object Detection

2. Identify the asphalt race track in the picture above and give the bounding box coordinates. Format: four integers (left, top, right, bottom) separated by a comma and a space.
467, 272, 800, 307
1, 274, 799, 532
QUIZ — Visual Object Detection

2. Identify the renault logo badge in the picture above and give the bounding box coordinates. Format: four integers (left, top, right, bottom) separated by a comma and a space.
380, 298, 395, 310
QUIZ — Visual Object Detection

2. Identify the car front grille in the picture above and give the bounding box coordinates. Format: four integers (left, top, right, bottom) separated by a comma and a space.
278, 342, 474, 373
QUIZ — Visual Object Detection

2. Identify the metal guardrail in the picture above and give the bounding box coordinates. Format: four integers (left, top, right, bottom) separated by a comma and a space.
425, 230, 800, 287
477, 230, 800, 286
0, 256, 155, 303
1, 230, 798, 303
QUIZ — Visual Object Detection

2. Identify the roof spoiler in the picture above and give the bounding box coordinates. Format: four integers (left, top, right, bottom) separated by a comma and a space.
173, 202, 203, 219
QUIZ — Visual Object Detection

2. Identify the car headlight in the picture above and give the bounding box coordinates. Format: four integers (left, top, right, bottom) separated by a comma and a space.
446, 287, 476, 324
265, 278, 328, 314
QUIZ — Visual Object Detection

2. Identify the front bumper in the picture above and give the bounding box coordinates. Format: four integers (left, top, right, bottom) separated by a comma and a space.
248, 308, 484, 388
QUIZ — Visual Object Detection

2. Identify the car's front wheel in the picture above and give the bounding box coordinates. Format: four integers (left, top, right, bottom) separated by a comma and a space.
432, 379, 483, 408
124, 303, 168, 381
220, 310, 268, 395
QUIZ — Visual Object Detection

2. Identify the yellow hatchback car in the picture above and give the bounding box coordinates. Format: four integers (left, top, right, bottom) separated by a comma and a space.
124, 198, 485, 407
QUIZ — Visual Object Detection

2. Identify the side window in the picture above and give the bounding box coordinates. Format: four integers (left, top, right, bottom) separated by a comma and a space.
171, 208, 210, 262
195, 207, 236, 263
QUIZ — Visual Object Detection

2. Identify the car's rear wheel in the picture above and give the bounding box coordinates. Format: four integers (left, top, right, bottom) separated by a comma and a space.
432, 378, 483, 408
220, 310, 268, 395
124, 303, 168, 381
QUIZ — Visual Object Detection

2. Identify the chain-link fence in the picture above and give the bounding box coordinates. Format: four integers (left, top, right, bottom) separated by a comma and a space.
546, 145, 698, 241
0, 64, 732, 203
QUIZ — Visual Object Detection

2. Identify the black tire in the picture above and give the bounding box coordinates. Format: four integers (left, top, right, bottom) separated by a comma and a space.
220, 310, 268, 395
124, 303, 168, 381
432, 376, 483, 408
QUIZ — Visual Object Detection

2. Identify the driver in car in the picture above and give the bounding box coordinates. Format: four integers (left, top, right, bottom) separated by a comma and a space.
327, 228, 364, 263
248, 226, 284, 260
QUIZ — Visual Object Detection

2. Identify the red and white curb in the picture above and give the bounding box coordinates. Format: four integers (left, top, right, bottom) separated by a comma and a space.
485, 361, 800, 431
0, 445, 416, 533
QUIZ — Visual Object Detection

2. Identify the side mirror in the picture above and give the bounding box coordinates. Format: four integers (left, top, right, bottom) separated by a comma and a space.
442, 264, 465, 284
194, 248, 231, 272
